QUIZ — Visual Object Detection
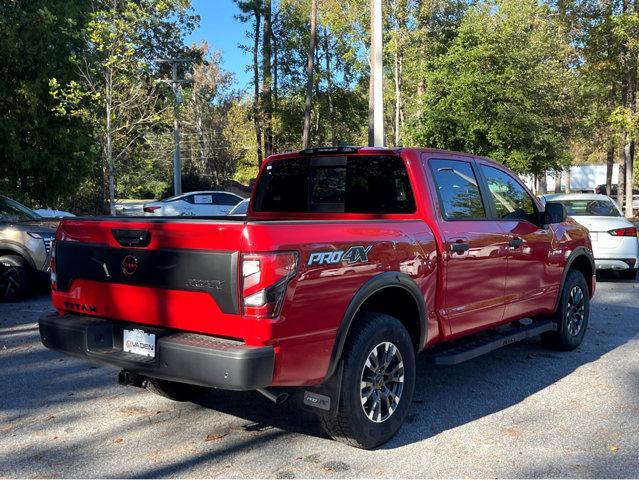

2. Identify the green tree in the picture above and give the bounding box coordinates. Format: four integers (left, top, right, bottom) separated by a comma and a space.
406, 0, 578, 180
0, 0, 95, 207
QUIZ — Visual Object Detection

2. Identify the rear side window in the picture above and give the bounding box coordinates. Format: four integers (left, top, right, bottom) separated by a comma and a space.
252, 156, 416, 214
212, 193, 241, 206
429, 159, 486, 219
480, 165, 537, 223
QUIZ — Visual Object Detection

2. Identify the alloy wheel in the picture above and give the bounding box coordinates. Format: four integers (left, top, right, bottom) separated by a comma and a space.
360, 341, 405, 423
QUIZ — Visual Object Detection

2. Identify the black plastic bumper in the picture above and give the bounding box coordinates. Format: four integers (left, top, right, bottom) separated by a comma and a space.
38, 313, 274, 390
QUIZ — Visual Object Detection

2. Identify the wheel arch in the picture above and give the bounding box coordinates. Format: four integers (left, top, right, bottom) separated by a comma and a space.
0, 242, 36, 269
323, 271, 426, 382
554, 247, 595, 311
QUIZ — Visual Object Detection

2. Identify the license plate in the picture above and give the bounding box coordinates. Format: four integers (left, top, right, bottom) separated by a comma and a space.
123, 329, 156, 358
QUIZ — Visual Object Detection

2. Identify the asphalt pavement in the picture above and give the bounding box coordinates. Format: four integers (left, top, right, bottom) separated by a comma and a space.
1, 273, 638, 478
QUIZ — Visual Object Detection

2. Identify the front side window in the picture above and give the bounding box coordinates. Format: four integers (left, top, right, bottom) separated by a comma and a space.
253, 156, 416, 214
428, 159, 486, 219
480, 165, 537, 223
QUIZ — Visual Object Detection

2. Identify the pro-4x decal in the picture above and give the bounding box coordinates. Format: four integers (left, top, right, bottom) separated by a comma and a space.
307, 245, 372, 266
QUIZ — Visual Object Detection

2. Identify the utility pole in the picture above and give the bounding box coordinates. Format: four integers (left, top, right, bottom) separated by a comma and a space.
156, 58, 193, 196
371, 0, 384, 147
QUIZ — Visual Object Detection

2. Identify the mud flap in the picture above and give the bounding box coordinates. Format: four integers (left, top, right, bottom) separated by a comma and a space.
302, 360, 344, 417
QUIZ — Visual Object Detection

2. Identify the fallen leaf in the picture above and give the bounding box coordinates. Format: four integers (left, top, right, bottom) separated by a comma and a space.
205, 432, 226, 442
114, 437, 123, 444
608, 445, 618, 454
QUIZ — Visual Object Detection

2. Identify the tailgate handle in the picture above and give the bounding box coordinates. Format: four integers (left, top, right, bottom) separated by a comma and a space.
112, 229, 151, 247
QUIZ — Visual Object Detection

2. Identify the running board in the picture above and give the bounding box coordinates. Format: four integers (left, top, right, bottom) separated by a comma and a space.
429, 319, 557, 366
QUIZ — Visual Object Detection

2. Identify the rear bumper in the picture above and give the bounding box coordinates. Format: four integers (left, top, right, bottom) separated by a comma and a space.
594, 257, 638, 271
38, 313, 274, 390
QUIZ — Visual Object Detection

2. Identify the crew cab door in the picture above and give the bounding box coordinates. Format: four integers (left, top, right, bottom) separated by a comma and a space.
425, 157, 510, 337
476, 162, 561, 320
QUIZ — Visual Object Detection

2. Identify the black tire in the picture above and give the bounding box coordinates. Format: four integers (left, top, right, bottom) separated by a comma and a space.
0, 255, 30, 302
319, 312, 416, 449
619, 268, 637, 280
145, 378, 208, 402
542, 270, 590, 351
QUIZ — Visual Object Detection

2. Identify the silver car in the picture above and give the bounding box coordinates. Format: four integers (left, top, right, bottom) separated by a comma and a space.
541, 193, 639, 279
0, 195, 57, 301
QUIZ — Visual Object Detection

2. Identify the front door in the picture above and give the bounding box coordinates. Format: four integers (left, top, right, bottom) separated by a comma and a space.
426, 158, 511, 337
477, 163, 561, 320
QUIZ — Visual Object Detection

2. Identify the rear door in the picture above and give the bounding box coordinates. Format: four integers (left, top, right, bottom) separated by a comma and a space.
477, 163, 561, 320
424, 156, 510, 337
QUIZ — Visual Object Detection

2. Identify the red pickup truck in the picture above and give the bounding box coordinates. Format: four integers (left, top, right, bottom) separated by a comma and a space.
39, 146, 595, 448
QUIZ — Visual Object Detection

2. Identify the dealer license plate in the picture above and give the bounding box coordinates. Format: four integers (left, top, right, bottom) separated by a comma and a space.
123, 328, 156, 358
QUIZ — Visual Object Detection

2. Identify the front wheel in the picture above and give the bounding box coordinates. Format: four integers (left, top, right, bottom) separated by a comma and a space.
0, 255, 30, 302
319, 312, 416, 449
542, 270, 590, 351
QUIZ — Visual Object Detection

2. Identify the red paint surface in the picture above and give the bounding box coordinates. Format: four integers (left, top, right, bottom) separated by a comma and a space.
51, 148, 593, 386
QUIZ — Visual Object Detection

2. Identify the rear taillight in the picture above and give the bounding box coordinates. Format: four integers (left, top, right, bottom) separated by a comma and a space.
241, 252, 298, 318
609, 227, 637, 237
143, 206, 161, 213
50, 240, 57, 290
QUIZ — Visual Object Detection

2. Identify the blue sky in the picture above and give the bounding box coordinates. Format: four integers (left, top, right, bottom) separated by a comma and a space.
185, 0, 252, 90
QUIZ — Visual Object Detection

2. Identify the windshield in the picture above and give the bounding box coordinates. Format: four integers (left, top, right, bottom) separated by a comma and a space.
0, 196, 42, 221
555, 199, 621, 217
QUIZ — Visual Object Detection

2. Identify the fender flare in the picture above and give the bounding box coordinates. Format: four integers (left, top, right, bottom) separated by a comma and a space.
554, 246, 595, 311
323, 271, 427, 382
0, 241, 36, 269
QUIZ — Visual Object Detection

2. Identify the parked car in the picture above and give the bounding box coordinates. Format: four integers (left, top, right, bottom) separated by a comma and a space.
226, 198, 249, 217
593, 184, 639, 210
142, 191, 244, 216
0, 195, 56, 301
40, 147, 595, 449
541, 193, 638, 279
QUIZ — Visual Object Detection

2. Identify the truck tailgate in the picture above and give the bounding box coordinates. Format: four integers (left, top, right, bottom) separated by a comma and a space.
52, 218, 245, 338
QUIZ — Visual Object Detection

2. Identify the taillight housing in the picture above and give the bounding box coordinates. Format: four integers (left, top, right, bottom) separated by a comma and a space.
143, 206, 161, 213
50, 239, 57, 290
241, 251, 298, 318
609, 227, 637, 237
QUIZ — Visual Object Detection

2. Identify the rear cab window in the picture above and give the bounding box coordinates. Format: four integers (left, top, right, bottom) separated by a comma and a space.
252, 155, 416, 214
428, 159, 486, 219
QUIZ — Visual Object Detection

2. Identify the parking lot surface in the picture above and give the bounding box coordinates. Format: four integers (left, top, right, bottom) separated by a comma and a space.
1, 274, 638, 478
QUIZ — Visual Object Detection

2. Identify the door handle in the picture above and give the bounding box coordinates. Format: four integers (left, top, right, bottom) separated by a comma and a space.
450, 241, 469, 254
509, 237, 523, 248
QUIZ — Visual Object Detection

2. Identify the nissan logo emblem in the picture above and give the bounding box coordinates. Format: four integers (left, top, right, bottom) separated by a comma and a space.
121, 255, 139, 276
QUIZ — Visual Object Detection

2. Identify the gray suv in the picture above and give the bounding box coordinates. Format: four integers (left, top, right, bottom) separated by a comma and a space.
0, 195, 57, 301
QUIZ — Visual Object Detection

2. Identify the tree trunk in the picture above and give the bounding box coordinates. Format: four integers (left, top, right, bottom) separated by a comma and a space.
393, 0, 404, 147
538, 171, 547, 195
621, 0, 637, 218
618, 159, 626, 211
565, 168, 571, 193
554, 170, 562, 193
302, 0, 317, 149
252, 9, 263, 165
262, 0, 273, 158
106, 69, 115, 216
323, 29, 336, 146
367, 0, 374, 147
271, 16, 278, 151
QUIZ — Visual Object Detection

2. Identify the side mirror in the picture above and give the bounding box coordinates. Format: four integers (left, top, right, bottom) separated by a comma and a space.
544, 202, 566, 224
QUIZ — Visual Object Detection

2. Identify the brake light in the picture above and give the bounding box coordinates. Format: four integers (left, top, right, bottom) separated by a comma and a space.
50, 240, 57, 290
241, 252, 298, 318
608, 227, 637, 237
143, 206, 161, 213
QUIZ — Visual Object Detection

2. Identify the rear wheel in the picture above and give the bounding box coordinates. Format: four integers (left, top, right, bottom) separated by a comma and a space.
145, 378, 208, 402
0, 255, 29, 302
619, 268, 637, 280
542, 270, 590, 350
319, 312, 416, 449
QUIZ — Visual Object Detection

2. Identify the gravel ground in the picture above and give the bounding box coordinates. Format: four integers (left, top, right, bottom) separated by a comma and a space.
1, 274, 638, 478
